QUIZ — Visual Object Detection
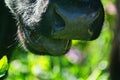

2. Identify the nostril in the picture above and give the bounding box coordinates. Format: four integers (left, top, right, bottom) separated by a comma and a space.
52, 11, 65, 32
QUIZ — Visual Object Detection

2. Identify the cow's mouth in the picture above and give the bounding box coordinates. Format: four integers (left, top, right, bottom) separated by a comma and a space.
18, 26, 71, 56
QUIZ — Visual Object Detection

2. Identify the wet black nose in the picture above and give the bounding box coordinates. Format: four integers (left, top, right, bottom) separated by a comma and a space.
51, 4, 102, 40
38, 0, 104, 41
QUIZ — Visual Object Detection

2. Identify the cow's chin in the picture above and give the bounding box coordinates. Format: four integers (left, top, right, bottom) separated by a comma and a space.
18, 26, 71, 56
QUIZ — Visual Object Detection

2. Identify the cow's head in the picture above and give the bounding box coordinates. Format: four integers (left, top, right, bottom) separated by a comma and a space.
5, 0, 104, 55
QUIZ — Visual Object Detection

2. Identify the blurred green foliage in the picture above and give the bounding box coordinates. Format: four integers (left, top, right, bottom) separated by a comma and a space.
0, 56, 8, 78
2, 0, 117, 80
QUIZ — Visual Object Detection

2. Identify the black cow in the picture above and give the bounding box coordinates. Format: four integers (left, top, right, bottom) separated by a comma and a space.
0, 0, 104, 79
4, 0, 104, 56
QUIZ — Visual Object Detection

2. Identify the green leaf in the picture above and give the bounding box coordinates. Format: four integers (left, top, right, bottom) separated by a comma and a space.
0, 56, 8, 78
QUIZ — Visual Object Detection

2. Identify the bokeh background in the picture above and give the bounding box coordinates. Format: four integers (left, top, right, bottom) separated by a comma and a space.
1, 0, 117, 80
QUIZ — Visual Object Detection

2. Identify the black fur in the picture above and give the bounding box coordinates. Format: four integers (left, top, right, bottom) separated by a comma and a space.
0, 0, 17, 58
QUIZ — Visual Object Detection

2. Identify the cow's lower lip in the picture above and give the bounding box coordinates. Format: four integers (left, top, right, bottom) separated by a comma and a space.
18, 26, 71, 55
